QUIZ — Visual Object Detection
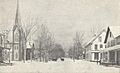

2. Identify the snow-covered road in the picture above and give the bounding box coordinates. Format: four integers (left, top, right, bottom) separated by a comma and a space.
0, 58, 119, 73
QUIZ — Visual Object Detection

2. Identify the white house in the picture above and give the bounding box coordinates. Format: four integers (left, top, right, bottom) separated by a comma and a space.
85, 29, 107, 62
101, 26, 120, 65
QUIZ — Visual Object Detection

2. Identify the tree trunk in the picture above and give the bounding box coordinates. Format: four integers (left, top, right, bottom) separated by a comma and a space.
30, 52, 32, 62
23, 47, 26, 63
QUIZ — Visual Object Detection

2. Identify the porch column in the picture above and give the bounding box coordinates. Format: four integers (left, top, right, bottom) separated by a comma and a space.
107, 51, 110, 63
115, 51, 117, 64
30, 51, 32, 61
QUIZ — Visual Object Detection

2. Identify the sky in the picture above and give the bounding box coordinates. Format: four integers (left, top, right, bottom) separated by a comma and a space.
0, 0, 120, 48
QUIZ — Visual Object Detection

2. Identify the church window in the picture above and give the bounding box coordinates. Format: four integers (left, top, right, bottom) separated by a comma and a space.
15, 33, 19, 42
16, 53, 18, 59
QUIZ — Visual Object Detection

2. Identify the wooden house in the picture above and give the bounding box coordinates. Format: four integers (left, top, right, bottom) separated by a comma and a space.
101, 26, 120, 65
85, 29, 107, 62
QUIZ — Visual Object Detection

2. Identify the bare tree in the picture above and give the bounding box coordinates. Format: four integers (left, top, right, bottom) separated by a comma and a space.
35, 24, 55, 62
68, 31, 85, 61
89, 24, 105, 37
21, 16, 39, 62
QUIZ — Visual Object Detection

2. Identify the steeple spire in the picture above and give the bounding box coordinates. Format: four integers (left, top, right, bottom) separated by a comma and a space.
15, 0, 21, 25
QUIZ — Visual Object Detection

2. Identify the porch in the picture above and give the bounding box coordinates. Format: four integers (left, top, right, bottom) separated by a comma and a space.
101, 45, 120, 65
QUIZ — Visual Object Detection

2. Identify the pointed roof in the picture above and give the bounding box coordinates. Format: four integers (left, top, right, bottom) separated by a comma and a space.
15, 0, 21, 25
13, 0, 22, 31
85, 29, 106, 47
109, 26, 120, 38
104, 26, 120, 43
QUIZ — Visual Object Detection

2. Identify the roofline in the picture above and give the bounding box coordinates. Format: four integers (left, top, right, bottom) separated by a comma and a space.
85, 29, 106, 47
104, 27, 110, 43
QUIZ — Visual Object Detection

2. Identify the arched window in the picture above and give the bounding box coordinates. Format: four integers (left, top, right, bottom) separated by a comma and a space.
15, 33, 19, 42
16, 53, 18, 59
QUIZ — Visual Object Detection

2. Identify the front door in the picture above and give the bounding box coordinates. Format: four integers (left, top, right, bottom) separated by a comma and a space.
94, 53, 99, 61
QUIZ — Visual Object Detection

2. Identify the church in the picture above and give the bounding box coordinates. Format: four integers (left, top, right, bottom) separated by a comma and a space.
12, 0, 26, 61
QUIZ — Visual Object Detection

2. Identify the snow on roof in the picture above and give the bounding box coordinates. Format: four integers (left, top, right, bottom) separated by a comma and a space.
109, 26, 120, 38
85, 29, 106, 47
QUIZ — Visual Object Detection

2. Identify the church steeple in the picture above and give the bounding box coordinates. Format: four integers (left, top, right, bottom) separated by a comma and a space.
15, 0, 21, 25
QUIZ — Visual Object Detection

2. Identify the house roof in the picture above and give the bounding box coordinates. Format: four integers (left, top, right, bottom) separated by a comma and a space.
85, 29, 106, 47
104, 26, 120, 43
109, 26, 120, 38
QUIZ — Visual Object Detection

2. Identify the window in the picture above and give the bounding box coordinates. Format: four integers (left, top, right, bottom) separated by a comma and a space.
94, 53, 99, 60
95, 44, 98, 50
15, 33, 19, 42
105, 45, 107, 48
100, 53, 102, 59
14, 45, 18, 50
108, 42, 110, 48
99, 37, 102, 42
100, 44, 103, 48
105, 52, 108, 61
16, 53, 18, 59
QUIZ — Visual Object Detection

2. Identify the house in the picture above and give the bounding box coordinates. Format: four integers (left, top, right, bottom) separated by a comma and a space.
0, 33, 5, 62
85, 29, 107, 62
0, 33, 11, 63
101, 26, 120, 65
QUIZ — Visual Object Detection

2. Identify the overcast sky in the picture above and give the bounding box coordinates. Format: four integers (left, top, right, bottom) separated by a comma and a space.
0, 0, 120, 48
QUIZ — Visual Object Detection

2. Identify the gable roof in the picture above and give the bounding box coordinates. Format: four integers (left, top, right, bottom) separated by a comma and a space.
13, 0, 24, 32
109, 26, 120, 38
85, 29, 106, 47
104, 26, 120, 43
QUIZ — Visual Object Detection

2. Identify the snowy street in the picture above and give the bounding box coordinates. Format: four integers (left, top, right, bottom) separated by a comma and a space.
0, 58, 119, 73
